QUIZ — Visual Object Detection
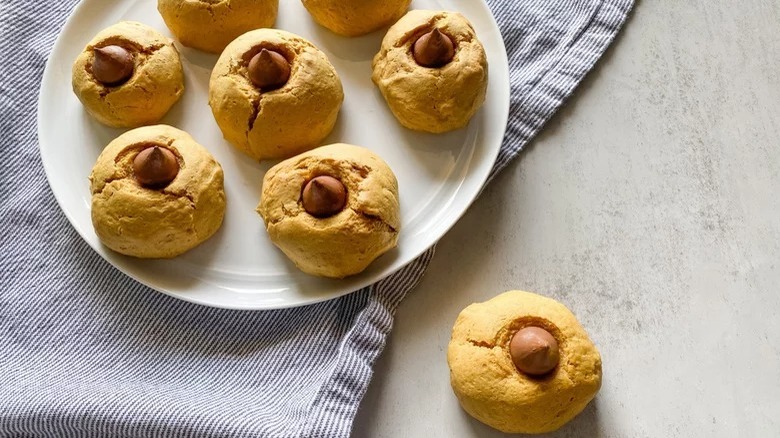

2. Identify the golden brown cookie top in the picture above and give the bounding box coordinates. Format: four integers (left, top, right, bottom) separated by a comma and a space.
75, 21, 176, 90
89, 125, 221, 202
209, 28, 344, 160
157, 0, 278, 53
449, 291, 601, 400
212, 28, 336, 97
257, 143, 400, 233
89, 125, 225, 259
373, 10, 485, 77
371, 10, 488, 133
71, 21, 184, 128
256, 143, 400, 278
301, 0, 411, 37
447, 291, 602, 433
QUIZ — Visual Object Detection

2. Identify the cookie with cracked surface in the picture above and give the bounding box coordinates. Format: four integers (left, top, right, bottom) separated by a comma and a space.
157, 0, 278, 54
301, 0, 411, 37
209, 29, 343, 161
72, 21, 184, 129
90, 125, 226, 259
447, 291, 602, 434
256, 144, 399, 278
372, 10, 488, 133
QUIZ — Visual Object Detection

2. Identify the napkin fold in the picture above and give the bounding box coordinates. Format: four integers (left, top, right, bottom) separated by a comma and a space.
0, 0, 633, 436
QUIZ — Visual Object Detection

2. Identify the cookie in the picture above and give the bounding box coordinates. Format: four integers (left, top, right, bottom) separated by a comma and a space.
257, 143, 400, 278
447, 291, 602, 434
301, 0, 411, 37
72, 21, 184, 129
372, 10, 488, 133
158, 0, 279, 54
209, 29, 343, 161
90, 125, 226, 259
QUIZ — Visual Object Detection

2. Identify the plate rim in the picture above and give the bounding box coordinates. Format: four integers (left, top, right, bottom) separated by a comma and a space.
37, 0, 510, 310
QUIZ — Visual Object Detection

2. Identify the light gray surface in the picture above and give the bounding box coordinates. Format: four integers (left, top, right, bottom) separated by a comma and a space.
353, 1, 780, 437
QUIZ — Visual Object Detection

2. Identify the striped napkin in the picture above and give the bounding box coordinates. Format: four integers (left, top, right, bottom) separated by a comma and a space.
0, 0, 633, 436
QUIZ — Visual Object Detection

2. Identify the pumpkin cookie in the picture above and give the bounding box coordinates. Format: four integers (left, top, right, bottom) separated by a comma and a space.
209, 29, 344, 161
372, 10, 488, 133
257, 143, 399, 278
448, 291, 602, 434
301, 0, 411, 37
72, 21, 184, 129
158, 0, 279, 54
90, 125, 226, 259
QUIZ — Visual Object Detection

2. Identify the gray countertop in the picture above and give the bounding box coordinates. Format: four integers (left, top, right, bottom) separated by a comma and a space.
353, 0, 780, 436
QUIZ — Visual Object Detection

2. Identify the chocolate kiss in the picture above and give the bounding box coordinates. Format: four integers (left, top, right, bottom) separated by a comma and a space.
92, 45, 134, 86
248, 49, 291, 90
412, 28, 455, 68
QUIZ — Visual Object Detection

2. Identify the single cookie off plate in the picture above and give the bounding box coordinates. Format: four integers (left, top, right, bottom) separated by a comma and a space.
38, 0, 510, 309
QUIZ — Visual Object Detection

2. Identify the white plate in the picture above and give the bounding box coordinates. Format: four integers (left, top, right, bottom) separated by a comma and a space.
38, 0, 509, 310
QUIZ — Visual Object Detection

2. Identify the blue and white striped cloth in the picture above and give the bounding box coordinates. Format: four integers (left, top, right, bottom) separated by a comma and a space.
0, 0, 633, 436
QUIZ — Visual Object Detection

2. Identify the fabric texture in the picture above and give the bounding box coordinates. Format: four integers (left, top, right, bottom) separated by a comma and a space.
0, 0, 633, 436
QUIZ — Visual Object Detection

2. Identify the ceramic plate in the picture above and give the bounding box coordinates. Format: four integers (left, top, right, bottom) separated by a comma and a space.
38, 0, 510, 309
